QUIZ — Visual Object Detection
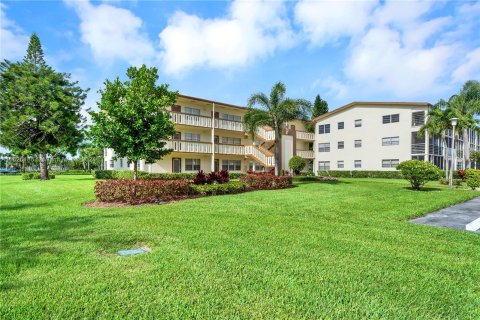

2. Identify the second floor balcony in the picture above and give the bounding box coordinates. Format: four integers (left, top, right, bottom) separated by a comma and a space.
166, 140, 245, 155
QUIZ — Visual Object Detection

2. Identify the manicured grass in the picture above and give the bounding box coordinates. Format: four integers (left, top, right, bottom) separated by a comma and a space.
1, 175, 479, 319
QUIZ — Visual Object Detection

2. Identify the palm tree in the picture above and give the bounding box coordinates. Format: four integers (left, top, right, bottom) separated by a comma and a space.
419, 101, 454, 178
244, 82, 311, 176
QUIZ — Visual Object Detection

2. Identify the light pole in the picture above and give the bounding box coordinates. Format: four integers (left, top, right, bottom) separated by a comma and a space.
449, 118, 458, 190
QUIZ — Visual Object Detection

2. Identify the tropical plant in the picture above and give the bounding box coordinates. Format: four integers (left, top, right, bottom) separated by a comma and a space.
465, 169, 480, 190
0, 34, 88, 180
396, 160, 442, 191
243, 82, 311, 176
288, 155, 306, 174
89, 65, 177, 180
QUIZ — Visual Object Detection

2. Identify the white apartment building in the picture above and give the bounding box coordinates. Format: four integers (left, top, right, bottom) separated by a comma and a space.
103, 94, 315, 173
313, 102, 480, 172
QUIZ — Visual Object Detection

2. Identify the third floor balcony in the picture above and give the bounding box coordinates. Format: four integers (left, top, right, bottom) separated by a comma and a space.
169, 111, 244, 132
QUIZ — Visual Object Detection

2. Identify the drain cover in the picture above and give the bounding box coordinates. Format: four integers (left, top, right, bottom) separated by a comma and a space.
118, 247, 150, 256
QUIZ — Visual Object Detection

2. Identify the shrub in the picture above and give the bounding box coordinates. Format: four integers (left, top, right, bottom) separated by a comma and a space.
288, 156, 306, 174
52, 170, 92, 175
396, 160, 442, 190
189, 181, 246, 196
240, 174, 292, 190
22, 172, 56, 180
194, 170, 208, 185
439, 178, 462, 186
456, 170, 467, 181
316, 170, 403, 179
95, 179, 191, 204
466, 169, 480, 190
93, 170, 196, 180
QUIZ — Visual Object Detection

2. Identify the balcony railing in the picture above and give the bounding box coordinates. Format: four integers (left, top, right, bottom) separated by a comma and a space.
167, 141, 212, 153
411, 143, 426, 154
215, 118, 243, 132
245, 145, 275, 167
170, 112, 212, 128
256, 127, 275, 141
296, 150, 315, 158
215, 144, 245, 155
296, 131, 315, 141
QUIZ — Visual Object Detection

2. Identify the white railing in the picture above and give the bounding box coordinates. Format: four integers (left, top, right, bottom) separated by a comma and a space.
256, 127, 275, 141
215, 144, 245, 155
296, 150, 315, 158
215, 119, 243, 132
245, 145, 275, 167
170, 112, 212, 128
296, 131, 315, 141
167, 141, 212, 153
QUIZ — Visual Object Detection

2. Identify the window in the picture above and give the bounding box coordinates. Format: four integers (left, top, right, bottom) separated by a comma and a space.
355, 140, 362, 148
221, 137, 241, 145
318, 161, 330, 170
412, 111, 425, 126
355, 119, 362, 127
337, 160, 344, 169
104, 161, 107, 169
382, 159, 399, 168
338, 122, 344, 129
318, 124, 330, 134
185, 133, 200, 141
104, 149, 107, 156
185, 159, 201, 171
184, 107, 201, 115
383, 114, 400, 124
318, 143, 330, 152
119, 158, 123, 167
220, 113, 241, 122
222, 160, 241, 171
109, 160, 114, 168
354, 160, 362, 168
338, 141, 344, 149
172, 132, 181, 140
214, 135, 219, 143
382, 136, 400, 146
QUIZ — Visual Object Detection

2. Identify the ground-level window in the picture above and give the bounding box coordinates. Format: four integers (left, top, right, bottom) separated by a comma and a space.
248, 161, 264, 172
354, 160, 362, 168
338, 141, 344, 149
104, 149, 107, 156
382, 136, 399, 146
185, 133, 201, 141
104, 161, 107, 169
355, 140, 362, 148
184, 107, 201, 115
318, 142, 330, 152
382, 159, 399, 168
185, 159, 201, 171
222, 160, 241, 171
109, 160, 114, 168
337, 160, 344, 169
119, 158, 123, 167
318, 161, 330, 170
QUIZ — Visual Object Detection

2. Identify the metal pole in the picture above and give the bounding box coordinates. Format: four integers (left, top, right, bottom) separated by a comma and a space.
211, 102, 215, 172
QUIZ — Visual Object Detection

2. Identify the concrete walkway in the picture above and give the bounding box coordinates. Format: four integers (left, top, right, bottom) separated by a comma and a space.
411, 197, 480, 233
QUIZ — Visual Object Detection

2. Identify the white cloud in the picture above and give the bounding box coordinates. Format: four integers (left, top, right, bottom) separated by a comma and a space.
158, 0, 295, 75
453, 48, 480, 82
0, 3, 29, 60
64, 0, 155, 66
294, 0, 379, 46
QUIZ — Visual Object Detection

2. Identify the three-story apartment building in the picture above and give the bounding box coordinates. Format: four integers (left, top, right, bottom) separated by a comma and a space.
313, 102, 480, 172
104, 94, 315, 173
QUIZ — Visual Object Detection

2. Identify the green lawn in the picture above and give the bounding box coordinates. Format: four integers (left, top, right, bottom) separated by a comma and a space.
1, 175, 479, 319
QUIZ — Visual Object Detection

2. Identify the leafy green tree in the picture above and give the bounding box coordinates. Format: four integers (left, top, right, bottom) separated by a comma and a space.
312, 94, 328, 118
89, 65, 177, 180
243, 82, 311, 176
288, 155, 306, 175
470, 150, 480, 169
397, 160, 442, 191
78, 141, 103, 170
0, 34, 88, 180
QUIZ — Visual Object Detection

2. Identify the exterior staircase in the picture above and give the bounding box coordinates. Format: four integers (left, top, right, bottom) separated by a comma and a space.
245, 145, 275, 167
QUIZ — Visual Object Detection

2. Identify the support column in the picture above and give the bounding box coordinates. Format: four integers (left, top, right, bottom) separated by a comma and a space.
211, 102, 215, 172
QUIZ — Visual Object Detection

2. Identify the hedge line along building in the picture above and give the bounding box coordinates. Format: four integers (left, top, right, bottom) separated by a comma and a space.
103, 94, 315, 173
312, 102, 480, 172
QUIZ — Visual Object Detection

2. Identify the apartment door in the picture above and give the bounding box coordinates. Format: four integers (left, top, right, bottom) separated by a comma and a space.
172, 158, 181, 173
214, 159, 219, 172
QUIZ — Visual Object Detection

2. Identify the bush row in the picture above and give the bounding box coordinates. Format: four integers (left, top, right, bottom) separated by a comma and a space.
22, 172, 56, 180
317, 170, 404, 179
93, 170, 245, 180
189, 181, 247, 196
52, 170, 93, 175
239, 174, 292, 190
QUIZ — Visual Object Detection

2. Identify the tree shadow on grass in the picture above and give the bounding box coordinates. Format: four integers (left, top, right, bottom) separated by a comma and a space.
293, 179, 352, 185
402, 186, 443, 192
0, 202, 53, 211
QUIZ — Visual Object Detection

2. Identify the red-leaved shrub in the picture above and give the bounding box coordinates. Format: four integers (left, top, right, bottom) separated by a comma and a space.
457, 170, 467, 180
195, 169, 230, 184
194, 170, 208, 185
240, 174, 292, 190
95, 179, 190, 204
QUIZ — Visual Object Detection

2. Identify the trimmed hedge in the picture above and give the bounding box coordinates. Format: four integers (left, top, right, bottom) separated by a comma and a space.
52, 170, 93, 175
240, 174, 292, 190
189, 181, 247, 196
95, 179, 191, 205
466, 169, 480, 190
317, 170, 404, 179
397, 160, 442, 190
22, 172, 56, 180
93, 170, 246, 180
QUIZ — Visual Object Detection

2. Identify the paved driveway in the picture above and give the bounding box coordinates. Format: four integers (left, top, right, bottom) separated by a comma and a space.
411, 197, 480, 233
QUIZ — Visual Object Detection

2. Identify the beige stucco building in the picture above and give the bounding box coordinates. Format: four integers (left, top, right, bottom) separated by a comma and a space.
103, 94, 315, 173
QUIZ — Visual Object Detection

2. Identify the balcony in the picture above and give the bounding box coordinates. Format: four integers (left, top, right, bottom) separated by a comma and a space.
169, 112, 244, 132
256, 127, 275, 141
215, 144, 245, 155
167, 140, 245, 155
296, 131, 315, 141
296, 150, 315, 159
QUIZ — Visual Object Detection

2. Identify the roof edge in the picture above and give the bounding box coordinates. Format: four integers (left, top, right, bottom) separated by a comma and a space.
178, 94, 247, 110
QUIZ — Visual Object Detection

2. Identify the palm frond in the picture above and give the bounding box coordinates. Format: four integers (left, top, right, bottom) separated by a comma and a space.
243, 108, 270, 140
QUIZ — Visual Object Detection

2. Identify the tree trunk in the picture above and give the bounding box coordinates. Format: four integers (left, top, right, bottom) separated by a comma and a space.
463, 129, 470, 169
39, 152, 49, 180
274, 136, 280, 176
443, 137, 448, 179
133, 160, 138, 180
21, 156, 26, 173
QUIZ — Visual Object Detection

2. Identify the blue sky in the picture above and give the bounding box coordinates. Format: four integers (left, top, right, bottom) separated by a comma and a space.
1, 0, 480, 115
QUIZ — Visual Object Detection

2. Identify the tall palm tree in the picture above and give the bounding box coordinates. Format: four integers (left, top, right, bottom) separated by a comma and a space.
449, 83, 480, 169
244, 82, 311, 176
419, 101, 454, 178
